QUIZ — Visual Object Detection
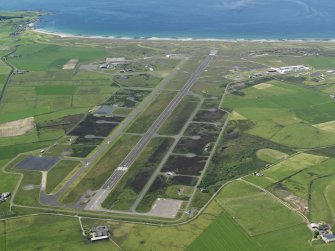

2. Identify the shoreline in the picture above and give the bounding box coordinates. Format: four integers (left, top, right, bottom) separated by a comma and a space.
32, 28, 335, 43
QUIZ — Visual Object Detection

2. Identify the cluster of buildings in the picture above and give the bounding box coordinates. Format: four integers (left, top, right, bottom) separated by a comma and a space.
0, 192, 11, 203
267, 65, 311, 74
310, 222, 335, 243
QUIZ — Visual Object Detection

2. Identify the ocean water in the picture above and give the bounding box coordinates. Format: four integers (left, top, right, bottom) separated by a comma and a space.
1, 0, 335, 40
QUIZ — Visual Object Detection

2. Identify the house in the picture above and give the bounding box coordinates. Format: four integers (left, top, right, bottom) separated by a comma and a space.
0, 192, 11, 202
89, 226, 110, 242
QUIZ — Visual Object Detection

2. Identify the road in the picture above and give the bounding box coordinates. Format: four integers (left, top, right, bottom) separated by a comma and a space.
85, 51, 217, 211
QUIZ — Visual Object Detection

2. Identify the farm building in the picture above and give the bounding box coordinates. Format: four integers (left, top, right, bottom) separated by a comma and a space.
321, 233, 335, 243
89, 226, 110, 241
0, 192, 11, 202
106, 57, 127, 65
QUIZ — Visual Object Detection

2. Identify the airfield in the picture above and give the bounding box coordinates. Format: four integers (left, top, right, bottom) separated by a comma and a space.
3, 11, 335, 250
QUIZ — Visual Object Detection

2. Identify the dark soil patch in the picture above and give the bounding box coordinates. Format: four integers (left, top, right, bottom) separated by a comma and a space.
162, 155, 207, 176
104, 89, 150, 107
69, 115, 118, 137
37, 114, 84, 133
184, 123, 221, 139
193, 109, 227, 123
173, 137, 213, 156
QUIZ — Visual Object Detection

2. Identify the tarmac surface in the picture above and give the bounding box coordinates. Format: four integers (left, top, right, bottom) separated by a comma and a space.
16, 156, 59, 171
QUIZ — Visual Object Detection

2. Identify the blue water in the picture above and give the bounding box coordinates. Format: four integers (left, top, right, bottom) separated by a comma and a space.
1, 0, 335, 40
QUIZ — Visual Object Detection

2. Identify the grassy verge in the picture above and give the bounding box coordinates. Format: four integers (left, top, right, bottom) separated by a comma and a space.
46, 160, 81, 194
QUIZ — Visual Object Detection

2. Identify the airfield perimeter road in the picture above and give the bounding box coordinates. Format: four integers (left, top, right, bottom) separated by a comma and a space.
85, 51, 217, 211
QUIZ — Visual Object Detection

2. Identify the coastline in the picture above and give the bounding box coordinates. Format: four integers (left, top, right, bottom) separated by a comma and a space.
32, 28, 335, 43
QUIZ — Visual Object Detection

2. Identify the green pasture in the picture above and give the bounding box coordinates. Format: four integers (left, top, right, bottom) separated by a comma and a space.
9, 44, 107, 71
246, 153, 328, 188
256, 148, 289, 163
276, 158, 335, 200
186, 210, 260, 251
310, 175, 335, 223
304, 56, 335, 69
35, 85, 76, 95
3, 215, 118, 251
217, 181, 304, 236
223, 80, 335, 148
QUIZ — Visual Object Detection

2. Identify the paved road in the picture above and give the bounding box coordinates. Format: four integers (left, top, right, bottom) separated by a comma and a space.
85, 51, 216, 211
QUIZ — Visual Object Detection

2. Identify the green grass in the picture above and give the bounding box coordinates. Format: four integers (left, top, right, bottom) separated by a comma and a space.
261, 153, 327, 184
222, 80, 335, 148
9, 44, 107, 71
14, 171, 41, 207
62, 135, 140, 204
127, 91, 177, 134
246, 153, 328, 189
0, 221, 4, 251
217, 181, 304, 236
310, 175, 335, 223
272, 158, 335, 200
186, 210, 260, 251
254, 224, 313, 251
304, 56, 335, 69
35, 85, 76, 95
158, 95, 200, 135
46, 160, 80, 194
256, 148, 289, 163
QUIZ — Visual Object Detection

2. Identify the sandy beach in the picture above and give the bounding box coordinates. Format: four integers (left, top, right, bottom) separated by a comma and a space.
32, 28, 332, 43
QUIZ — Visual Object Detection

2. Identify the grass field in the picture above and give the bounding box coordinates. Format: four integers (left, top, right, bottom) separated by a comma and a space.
216, 181, 304, 236
46, 160, 80, 194
9, 44, 107, 71
246, 153, 328, 188
186, 210, 260, 251
222, 80, 335, 148
3, 215, 119, 251
256, 148, 289, 163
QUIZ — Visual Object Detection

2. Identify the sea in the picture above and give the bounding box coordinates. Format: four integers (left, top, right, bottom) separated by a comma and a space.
1, 0, 335, 40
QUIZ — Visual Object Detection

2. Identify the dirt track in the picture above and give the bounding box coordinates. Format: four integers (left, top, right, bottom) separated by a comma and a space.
0, 117, 35, 137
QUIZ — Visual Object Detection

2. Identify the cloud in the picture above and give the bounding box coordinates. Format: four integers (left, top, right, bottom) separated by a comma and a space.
217, 0, 256, 11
